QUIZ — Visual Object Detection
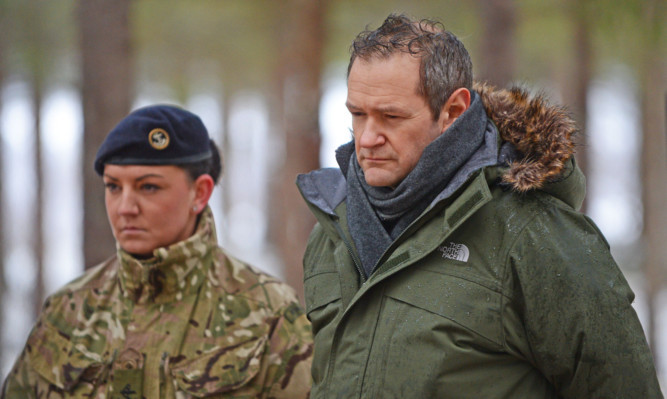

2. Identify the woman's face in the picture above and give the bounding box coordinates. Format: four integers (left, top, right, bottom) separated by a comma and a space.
103, 164, 209, 257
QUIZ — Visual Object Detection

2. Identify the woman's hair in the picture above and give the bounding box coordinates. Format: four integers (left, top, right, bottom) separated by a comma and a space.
177, 139, 223, 184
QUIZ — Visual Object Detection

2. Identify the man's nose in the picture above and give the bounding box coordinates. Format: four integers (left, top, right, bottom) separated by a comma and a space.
357, 118, 385, 148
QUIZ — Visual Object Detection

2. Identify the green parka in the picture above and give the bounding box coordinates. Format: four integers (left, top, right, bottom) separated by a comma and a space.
296, 83, 662, 398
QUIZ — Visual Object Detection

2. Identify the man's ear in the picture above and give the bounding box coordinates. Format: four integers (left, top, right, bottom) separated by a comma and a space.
192, 174, 215, 214
438, 87, 471, 132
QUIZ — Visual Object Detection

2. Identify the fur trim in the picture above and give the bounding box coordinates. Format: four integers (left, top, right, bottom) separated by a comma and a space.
474, 82, 577, 192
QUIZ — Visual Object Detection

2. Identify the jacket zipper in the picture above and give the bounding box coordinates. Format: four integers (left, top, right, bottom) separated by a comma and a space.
333, 222, 367, 283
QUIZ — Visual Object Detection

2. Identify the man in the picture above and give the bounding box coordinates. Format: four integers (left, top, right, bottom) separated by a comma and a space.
297, 13, 662, 398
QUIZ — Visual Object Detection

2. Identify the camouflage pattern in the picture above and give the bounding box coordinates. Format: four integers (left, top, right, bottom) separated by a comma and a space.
2, 207, 313, 398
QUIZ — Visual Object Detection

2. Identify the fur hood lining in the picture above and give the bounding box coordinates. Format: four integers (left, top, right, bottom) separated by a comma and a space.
474, 82, 577, 192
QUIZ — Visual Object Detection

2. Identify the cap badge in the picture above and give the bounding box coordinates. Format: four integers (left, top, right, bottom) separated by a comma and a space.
148, 128, 170, 150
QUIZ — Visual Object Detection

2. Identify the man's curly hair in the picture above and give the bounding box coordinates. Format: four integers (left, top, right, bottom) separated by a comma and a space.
348, 14, 473, 120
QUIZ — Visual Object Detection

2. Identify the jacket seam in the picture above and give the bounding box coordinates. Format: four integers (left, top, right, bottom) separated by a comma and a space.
304, 269, 339, 281
418, 267, 502, 294
386, 294, 503, 348
500, 210, 540, 356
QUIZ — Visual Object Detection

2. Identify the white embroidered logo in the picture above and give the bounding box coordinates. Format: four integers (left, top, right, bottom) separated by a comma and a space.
438, 242, 470, 262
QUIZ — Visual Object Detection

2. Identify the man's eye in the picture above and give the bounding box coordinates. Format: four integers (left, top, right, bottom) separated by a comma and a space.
350, 111, 365, 117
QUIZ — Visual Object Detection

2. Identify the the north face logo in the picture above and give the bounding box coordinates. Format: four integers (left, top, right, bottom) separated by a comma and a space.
438, 242, 469, 262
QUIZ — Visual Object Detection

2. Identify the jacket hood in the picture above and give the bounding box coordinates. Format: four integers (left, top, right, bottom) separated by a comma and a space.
474, 82, 577, 192
297, 82, 582, 216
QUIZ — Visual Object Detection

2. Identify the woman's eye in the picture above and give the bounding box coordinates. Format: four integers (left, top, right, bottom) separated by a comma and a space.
104, 182, 119, 192
141, 183, 160, 192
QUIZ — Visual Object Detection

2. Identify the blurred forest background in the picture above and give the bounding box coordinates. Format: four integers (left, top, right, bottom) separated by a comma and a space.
0, 0, 665, 383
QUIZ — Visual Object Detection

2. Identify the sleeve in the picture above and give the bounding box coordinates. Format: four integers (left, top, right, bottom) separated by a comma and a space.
508, 212, 663, 398
264, 301, 313, 399
1, 315, 58, 398
2, 298, 105, 398
2, 350, 37, 398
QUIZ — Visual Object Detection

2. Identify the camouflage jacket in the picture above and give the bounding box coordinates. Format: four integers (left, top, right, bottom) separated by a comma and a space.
2, 207, 313, 398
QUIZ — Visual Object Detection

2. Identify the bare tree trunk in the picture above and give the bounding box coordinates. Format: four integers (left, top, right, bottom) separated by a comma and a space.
220, 86, 232, 241
272, 0, 326, 299
0, 17, 6, 376
78, 0, 133, 268
639, 0, 667, 369
30, 77, 46, 317
265, 0, 286, 277
567, 1, 592, 213
476, 0, 517, 87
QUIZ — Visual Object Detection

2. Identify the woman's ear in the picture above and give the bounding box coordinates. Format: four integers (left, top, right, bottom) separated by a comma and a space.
438, 87, 471, 132
192, 174, 215, 213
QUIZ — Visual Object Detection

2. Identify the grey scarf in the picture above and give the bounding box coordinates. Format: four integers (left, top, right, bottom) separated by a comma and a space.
338, 92, 496, 276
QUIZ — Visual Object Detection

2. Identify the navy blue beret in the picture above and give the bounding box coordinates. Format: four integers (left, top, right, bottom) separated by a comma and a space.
94, 104, 212, 175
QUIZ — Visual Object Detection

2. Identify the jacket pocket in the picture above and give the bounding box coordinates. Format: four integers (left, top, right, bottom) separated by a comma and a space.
26, 320, 108, 394
170, 335, 267, 397
364, 268, 504, 398
304, 271, 341, 334
303, 270, 341, 386
384, 267, 503, 345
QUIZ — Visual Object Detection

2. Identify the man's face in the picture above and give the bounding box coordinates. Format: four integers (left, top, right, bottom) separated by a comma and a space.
346, 53, 448, 187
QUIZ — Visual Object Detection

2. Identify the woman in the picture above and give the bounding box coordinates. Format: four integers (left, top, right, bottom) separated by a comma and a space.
2, 105, 313, 398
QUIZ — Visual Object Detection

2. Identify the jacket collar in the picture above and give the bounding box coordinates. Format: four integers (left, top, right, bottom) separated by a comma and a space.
344, 170, 493, 312
117, 206, 217, 304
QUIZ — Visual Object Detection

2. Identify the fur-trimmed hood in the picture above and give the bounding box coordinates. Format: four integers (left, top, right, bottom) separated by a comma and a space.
297, 82, 582, 218
474, 82, 578, 192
